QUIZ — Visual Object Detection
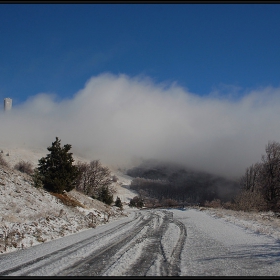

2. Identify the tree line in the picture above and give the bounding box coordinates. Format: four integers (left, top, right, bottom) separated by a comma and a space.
127, 161, 240, 207
3, 137, 279, 213
127, 141, 280, 212
237, 141, 280, 212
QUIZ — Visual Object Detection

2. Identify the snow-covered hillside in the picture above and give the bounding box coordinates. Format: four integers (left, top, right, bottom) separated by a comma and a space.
0, 146, 137, 254
0, 145, 137, 203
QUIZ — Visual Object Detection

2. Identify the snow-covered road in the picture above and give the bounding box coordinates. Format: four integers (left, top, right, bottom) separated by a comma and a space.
0, 208, 279, 276
173, 208, 280, 276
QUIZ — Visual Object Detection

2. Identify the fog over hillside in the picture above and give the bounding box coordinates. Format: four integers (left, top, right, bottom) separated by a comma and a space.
1, 73, 280, 179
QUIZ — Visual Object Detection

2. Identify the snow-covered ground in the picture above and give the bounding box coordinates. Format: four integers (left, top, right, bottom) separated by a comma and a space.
200, 207, 280, 241
0, 208, 279, 276
172, 208, 280, 276
0, 146, 280, 275
0, 146, 136, 254
110, 170, 138, 203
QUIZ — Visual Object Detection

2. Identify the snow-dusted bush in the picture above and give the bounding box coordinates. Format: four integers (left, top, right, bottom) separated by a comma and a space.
204, 199, 222, 209
161, 198, 178, 207
0, 153, 9, 168
234, 190, 268, 212
112, 175, 118, 182
14, 160, 33, 175
115, 196, 123, 209
129, 196, 144, 208
144, 198, 161, 208
222, 201, 234, 210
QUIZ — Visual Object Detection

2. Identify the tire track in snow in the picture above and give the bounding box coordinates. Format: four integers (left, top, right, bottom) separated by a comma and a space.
101, 210, 187, 276
0, 210, 187, 276
143, 211, 187, 276
58, 210, 187, 276
0, 212, 143, 276
57, 210, 161, 276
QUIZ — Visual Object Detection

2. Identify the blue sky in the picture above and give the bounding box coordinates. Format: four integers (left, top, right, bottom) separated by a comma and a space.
1, 3, 280, 105
1, 3, 280, 178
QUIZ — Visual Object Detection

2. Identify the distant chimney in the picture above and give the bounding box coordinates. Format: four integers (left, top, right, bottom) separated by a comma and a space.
4, 98, 12, 111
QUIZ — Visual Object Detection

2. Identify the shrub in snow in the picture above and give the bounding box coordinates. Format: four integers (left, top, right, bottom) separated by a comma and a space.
112, 175, 118, 182
144, 198, 161, 208
129, 196, 144, 208
204, 199, 222, 209
115, 196, 123, 209
161, 198, 179, 207
0, 225, 24, 252
97, 186, 114, 205
0, 153, 9, 168
14, 161, 33, 175
222, 201, 234, 210
234, 190, 268, 212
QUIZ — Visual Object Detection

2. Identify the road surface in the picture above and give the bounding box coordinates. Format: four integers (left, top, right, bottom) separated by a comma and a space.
0, 208, 279, 276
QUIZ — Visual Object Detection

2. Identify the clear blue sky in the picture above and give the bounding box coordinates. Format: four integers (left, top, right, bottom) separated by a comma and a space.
0, 3, 280, 106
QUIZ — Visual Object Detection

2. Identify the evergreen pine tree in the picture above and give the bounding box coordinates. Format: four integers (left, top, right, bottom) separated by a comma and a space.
37, 137, 79, 194
97, 186, 114, 205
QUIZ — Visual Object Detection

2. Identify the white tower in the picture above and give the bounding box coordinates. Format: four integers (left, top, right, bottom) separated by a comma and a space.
4, 98, 12, 111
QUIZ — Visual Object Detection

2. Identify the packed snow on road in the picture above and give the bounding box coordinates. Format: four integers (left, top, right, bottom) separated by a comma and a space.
0, 207, 279, 276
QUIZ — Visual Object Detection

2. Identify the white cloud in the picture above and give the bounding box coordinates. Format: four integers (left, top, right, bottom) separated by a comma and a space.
1, 73, 280, 179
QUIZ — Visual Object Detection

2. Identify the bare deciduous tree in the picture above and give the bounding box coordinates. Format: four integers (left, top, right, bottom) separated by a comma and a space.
75, 161, 90, 194
75, 160, 115, 199
240, 162, 262, 193
260, 141, 280, 209
239, 141, 280, 212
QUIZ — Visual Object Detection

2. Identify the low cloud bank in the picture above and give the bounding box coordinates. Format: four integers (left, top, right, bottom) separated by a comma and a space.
1, 73, 280, 179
